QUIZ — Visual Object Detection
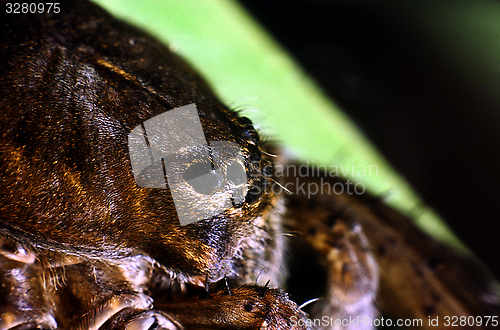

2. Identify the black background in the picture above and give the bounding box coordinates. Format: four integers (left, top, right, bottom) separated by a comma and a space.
240, 0, 500, 279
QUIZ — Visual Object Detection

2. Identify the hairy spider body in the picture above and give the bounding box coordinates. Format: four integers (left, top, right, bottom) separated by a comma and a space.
0, 1, 498, 329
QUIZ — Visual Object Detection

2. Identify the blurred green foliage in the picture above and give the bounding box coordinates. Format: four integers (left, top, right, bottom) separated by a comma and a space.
92, 0, 476, 253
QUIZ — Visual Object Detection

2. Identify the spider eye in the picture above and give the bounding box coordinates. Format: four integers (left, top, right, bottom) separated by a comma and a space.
226, 160, 246, 185
183, 158, 221, 195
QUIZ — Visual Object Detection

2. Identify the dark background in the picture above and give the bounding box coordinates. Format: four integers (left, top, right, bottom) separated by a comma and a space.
239, 0, 500, 279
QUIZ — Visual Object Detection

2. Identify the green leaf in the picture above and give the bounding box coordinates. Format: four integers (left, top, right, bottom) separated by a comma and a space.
92, 0, 469, 253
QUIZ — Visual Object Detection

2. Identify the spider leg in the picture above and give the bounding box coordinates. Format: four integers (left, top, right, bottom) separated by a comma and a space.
283, 193, 378, 330
280, 162, 500, 329
0, 244, 175, 330
153, 285, 310, 330
0, 236, 56, 330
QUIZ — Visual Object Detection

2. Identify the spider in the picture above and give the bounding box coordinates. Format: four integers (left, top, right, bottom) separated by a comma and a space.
0, 1, 498, 329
